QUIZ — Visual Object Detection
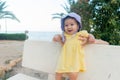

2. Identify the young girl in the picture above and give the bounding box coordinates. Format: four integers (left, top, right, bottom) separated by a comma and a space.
53, 12, 108, 80
53, 12, 91, 80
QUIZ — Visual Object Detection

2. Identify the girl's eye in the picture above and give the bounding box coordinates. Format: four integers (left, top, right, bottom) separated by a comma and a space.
71, 24, 74, 26
65, 25, 68, 27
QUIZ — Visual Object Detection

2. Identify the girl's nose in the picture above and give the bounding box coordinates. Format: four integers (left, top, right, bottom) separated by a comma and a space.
67, 25, 72, 28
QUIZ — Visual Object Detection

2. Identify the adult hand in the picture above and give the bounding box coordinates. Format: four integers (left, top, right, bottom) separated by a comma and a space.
88, 34, 95, 43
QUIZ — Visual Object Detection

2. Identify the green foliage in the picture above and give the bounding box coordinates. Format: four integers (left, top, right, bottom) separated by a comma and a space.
90, 0, 120, 45
71, 0, 120, 45
52, 0, 120, 45
0, 33, 28, 40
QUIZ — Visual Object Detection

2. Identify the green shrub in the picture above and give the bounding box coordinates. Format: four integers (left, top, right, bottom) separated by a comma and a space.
0, 33, 28, 40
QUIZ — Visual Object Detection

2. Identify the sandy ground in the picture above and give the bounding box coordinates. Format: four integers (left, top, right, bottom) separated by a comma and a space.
0, 40, 23, 65
0, 40, 48, 80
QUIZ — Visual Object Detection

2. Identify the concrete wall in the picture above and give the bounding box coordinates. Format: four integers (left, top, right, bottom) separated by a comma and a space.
78, 44, 120, 80
22, 40, 120, 80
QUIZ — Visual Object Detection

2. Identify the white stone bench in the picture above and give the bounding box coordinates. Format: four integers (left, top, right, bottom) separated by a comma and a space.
7, 40, 120, 80
7, 73, 40, 80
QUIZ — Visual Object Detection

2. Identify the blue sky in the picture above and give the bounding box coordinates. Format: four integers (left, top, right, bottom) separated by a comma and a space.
0, 0, 68, 32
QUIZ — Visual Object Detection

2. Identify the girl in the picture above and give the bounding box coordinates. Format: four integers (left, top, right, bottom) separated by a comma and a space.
53, 12, 108, 80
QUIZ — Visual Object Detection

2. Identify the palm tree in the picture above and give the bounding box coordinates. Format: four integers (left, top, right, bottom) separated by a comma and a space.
0, 1, 20, 22
0, 1, 20, 32
52, 0, 76, 19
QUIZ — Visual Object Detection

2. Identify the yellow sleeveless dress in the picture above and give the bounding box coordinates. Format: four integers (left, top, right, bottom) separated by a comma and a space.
56, 30, 89, 73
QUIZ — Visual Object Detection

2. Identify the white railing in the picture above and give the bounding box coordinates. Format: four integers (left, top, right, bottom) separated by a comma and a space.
7, 40, 120, 80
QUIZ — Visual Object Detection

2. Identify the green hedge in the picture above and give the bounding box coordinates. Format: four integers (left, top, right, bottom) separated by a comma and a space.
0, 33, 28, 40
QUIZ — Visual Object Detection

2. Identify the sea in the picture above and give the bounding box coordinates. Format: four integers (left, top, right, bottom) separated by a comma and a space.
27, 31, 61, 41
0, 31, 61, 41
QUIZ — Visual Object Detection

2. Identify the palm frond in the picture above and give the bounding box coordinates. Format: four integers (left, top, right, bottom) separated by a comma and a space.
0, 1, 20, 22
0, 1, 7, 12
61, 3, 70, 13
52, 0, 76, 19
67, 0, 76, 5
0, 11, 20, 22
52, 13, 67, 19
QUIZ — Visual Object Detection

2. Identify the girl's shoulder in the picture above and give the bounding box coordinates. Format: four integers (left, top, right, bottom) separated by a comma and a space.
79, 30, 88, 33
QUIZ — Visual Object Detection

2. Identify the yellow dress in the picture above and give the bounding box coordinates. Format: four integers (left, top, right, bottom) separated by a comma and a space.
56, 30, 89, 73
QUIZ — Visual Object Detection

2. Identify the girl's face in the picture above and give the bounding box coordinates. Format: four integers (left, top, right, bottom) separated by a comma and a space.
64, 18, 79, 35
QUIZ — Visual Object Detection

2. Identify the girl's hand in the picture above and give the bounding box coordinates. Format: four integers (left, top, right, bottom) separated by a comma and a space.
53, 34, 64, 45
78, 36, 88, 46
53, 34, 62, 42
